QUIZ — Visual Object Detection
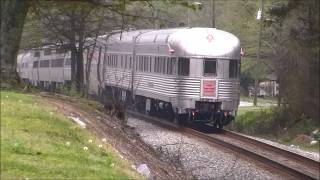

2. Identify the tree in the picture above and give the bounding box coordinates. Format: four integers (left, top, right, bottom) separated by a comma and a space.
32, 1, 121, 93
0, 0, 30, 85
266, 0, 319, 121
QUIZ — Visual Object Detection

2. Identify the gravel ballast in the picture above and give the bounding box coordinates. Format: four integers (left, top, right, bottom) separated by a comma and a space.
127, 117, 287, 179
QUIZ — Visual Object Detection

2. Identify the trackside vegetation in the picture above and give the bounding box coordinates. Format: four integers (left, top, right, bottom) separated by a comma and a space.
0, 90, 142, 179
232, 105, 319, 152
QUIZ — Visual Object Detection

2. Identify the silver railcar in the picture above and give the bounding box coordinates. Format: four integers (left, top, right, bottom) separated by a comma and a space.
96, 27, 240, 127
17, 27, 241, 128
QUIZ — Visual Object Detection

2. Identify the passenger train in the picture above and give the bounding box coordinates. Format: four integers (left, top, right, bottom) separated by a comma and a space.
17, 27, 241, 128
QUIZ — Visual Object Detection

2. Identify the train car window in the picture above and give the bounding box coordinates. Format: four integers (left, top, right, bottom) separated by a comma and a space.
173, 58, 178, 75
56, 48, 67, 54
124, 55, 128, 69
167, 57, 172, 74
162, 57, 166, 74
34, 51, 40, 57
40, 60, 50, 68
229, 60, 239, 78
149, 56, 152, 72
144, 56, 149, 72
44, 49, 52, 56
144, 56, 147, 71
129, 56, 132, 69
120, 55, 123, 68
51, 59, 64, 67
111, 55, 114, 67
103, 54, 106, 66
111, 55, 113, 67
65, 58, 71, 66
158, 57, 163, 73
139, 56, 143, 71
203, 59, 217, 76
114, 55, 116, 67
178, 58, 190, 76
154, 57, 158, 73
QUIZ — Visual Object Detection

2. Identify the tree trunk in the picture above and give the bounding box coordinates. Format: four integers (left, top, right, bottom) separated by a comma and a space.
253, 78, 258, 106
76, 46, 84, 93
71, 47, 77, 88
1, 0, 29, 85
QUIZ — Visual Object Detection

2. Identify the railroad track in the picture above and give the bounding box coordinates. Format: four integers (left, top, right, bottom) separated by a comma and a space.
183, 128, 320, 180
127, 110, 320, 180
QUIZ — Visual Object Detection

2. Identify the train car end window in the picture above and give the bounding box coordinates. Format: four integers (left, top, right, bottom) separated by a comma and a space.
56, 48, 67, 54
65, 58, 71, 66
51, 59, 64, 67
178, 58, 190, 76
229, 60, 239, 78
203, 59, 217, 76
34, 51, 40, 57
44, 49, 52, 55
33, 61, 39, 68
40, 60, 50, 68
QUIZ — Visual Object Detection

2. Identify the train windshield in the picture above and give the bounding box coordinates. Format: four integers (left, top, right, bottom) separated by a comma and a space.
203, 58, 217, 76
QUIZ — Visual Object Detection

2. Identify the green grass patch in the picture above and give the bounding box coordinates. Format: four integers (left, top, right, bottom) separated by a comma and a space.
1, 90, 142, 179
240, 95, 277, 105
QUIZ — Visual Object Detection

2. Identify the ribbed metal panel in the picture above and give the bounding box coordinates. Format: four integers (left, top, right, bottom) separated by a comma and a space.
218, 79, 240, 100
104, 68, 201, 98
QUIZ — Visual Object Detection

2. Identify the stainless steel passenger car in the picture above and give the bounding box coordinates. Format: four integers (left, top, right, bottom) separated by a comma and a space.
17, 27, 241, 128
17, 48, 71, 89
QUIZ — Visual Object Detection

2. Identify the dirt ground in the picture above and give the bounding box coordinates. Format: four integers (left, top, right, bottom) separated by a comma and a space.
40, 93, 187, 180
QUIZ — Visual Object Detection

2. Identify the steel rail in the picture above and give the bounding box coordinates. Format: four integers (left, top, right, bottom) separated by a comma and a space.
222, 130, 320, 174
127, 110, 319, 179
183, 128, 319, 180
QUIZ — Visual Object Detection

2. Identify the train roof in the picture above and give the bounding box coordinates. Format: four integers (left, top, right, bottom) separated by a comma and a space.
104, 27, 241, 59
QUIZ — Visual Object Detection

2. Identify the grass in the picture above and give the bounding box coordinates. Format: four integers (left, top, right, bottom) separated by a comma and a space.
240, 95, 277, 104
237, 106, 267, 116
237, 96, 277, 116
0, 90, 142, 180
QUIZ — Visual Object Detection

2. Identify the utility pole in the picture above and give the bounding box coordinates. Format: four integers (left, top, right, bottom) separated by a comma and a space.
211, 0, 215, 28
187, 0, 190, 26
254, 0, 264, 106
153, 6, 158, 29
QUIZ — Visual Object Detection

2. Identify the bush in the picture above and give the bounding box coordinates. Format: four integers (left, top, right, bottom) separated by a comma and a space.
232, 107, 319, 138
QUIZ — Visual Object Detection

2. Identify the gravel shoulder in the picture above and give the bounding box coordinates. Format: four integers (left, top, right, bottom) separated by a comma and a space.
127, 117, 288, 180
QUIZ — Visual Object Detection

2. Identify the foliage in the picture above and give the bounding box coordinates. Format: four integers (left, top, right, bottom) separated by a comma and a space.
0, 91, 141, 179
264, 0, 319, 121
56, 83, 80, 97
232, 106, 319, 151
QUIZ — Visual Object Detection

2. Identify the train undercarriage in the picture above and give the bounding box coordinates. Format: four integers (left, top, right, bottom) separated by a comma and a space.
100, 85, 235, 129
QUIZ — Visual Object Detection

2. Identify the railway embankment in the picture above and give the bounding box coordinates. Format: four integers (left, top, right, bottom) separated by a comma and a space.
0, 90, 186, 179
231, 98, 319, 154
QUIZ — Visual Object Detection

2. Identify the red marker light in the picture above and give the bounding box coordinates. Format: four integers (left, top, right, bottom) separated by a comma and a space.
207, 34, 214, 42
240, 48, 244, 57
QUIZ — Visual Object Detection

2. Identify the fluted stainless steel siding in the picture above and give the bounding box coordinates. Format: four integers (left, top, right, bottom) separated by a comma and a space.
218, 79, 240, 100
104, 67, 201, 98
